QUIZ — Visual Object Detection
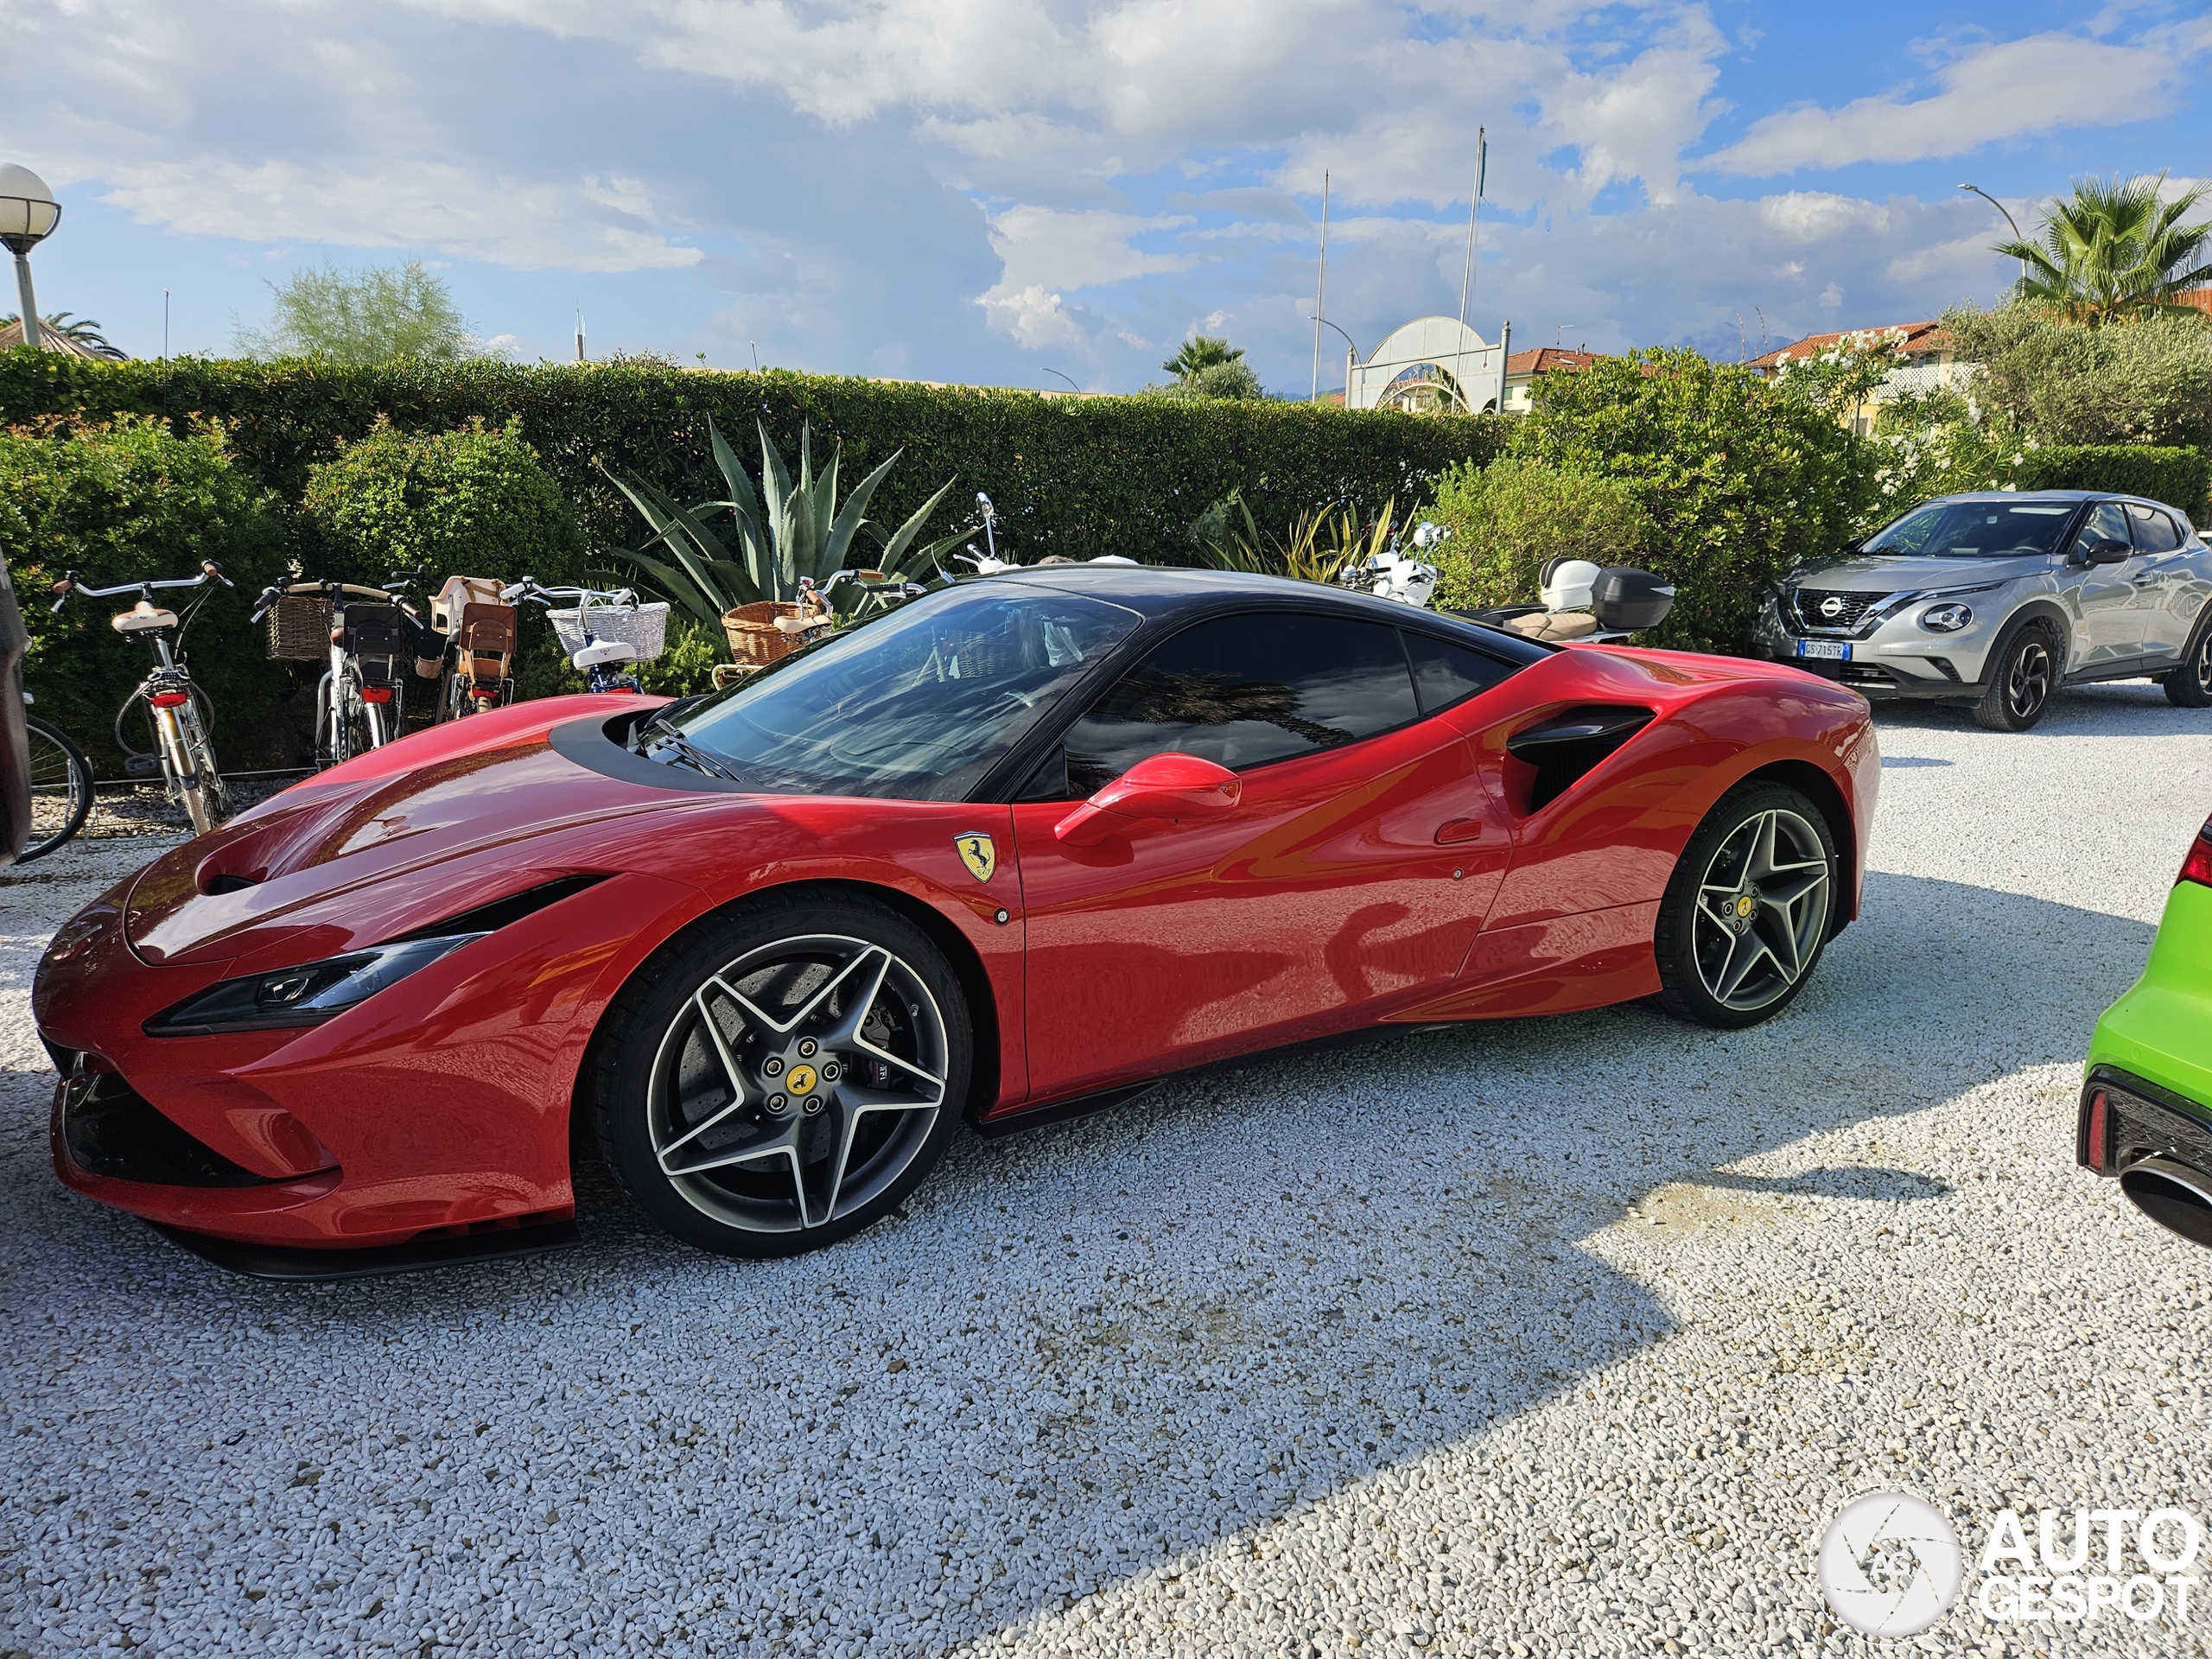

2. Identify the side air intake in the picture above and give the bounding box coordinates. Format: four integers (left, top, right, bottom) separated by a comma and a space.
1505, 706, 1655, 812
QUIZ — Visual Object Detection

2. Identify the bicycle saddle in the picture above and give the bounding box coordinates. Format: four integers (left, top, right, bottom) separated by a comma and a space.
574, 639, 639, 669
111, 601, 178, 633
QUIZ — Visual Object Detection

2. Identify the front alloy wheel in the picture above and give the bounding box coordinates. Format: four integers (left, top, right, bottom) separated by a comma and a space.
594, 897, 969, 1257
1654, 782, 1836, 1028
1974, 624, 2056, 732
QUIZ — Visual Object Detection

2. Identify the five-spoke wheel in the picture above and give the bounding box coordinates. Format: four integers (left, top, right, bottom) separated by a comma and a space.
1654, 781, 1837, 1028
593, 896, 970, 1257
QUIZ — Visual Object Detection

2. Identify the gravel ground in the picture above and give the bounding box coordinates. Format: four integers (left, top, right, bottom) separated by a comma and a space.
3, 682, 2209, 1658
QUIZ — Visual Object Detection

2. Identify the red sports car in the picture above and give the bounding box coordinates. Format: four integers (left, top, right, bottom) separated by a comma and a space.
34, 569, 1878, 1275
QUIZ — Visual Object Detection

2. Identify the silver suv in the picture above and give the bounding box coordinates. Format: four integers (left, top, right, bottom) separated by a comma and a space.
1753, 490, 2212, 730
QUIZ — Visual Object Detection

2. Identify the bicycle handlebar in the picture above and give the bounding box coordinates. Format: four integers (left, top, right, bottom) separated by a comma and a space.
501, 578, 639, 607
50, 562, 230, 613
249, 580, 425, 626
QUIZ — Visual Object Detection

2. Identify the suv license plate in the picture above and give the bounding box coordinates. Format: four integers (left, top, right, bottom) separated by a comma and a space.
1796, 639, 1851, 661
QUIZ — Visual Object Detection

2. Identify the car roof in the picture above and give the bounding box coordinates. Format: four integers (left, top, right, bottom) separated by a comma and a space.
1932, 489, 2182, 512
985, 563, 1554, 658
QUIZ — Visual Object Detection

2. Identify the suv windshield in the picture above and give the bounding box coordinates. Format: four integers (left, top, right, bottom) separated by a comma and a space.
653, 583, 1140, 800
1864, 499, 2079, 558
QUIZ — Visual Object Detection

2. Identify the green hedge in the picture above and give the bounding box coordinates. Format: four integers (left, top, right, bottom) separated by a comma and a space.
2011, 444, 2209, 519
0, 354, 1510, 571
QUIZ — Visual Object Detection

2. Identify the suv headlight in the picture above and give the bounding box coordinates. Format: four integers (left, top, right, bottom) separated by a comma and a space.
143, 934, 486, 1037
1920, 603, 1973, 633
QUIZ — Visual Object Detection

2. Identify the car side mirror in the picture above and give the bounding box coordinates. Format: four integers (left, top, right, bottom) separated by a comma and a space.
1053, 753, 1240, 846
2088, 537, 2133, 566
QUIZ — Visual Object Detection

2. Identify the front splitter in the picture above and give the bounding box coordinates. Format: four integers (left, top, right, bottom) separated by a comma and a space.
148, 1217, 582, 1281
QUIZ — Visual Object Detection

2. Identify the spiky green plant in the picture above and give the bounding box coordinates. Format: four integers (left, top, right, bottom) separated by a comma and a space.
608, 416, 956, 630
1198, 490, 1385, 586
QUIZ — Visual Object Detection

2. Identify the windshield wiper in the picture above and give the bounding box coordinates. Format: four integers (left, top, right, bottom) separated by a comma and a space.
632, 710, 745, 783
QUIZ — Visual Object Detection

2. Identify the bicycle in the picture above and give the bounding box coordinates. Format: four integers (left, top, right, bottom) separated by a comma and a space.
49, 562, 232, 835
252, 577, 425, 766
17, 697, 92, 863
505, 578, 670, 692
427, 575, 518, 721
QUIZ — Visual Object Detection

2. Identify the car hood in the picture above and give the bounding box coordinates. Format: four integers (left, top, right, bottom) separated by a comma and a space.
122, 696, 696, 966
1783, 552, 2054, 594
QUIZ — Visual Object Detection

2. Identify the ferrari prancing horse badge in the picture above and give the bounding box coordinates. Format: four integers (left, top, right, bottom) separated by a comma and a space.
957, 832, 996, 881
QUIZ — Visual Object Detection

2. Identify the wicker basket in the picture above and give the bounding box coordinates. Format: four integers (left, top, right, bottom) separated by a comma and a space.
265, 595, 334, 662
722, 601, 803, 667
550, 601, 670, 664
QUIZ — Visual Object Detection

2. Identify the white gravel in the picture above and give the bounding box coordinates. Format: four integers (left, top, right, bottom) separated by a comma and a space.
3, 682, 2209, 1658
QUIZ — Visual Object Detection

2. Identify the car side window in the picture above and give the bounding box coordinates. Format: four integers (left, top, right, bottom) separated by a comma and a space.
2073, 502, 2131, 558
2126, 502, 2184, 552
1053, 612, 1421, 798
1402, 630, 1518, 714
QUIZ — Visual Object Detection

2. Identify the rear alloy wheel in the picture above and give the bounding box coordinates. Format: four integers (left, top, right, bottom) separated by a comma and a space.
593, 896, 969, 1258
1653, 781, 1836, 1029
2164, 611, 2212, 708
1973, 622, 2058, 731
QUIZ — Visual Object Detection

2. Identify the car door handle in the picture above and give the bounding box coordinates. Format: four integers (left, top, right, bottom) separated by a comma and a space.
1436, 818, 1485, 844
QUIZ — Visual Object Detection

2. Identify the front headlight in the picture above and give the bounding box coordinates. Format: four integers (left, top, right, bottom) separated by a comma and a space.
143, 934, 485, 1037
1920, 603, 1973, 633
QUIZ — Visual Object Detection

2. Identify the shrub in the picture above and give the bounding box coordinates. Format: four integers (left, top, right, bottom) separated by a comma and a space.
1427, 459, 1655, 610
0, 415, 291, 773
0, 354, 1508, 570
2012, 443, 2210, 516
1939, 303, 2212, 453
302, 415, 582, 586
1510, 347, 1883, 652
637, 620, 727, 696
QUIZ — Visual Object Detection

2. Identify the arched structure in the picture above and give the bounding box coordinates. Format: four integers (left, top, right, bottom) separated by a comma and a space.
1344, 315, 1510, 415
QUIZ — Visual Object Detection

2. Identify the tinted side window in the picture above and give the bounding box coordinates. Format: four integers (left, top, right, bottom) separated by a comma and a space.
1060, 613, 1420, 796
2126, 502, 2184, 552
1402, 631, 1517, 713
2073, 502, 2130, 556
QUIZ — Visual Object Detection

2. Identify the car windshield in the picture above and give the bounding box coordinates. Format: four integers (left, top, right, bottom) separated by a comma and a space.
1863, 499, 2078, 558
655, 583, 1141, 801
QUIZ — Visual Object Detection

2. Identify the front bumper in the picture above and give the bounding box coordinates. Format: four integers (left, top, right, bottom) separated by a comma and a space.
1750, 594, 2005, 696
34, 864, 700, 1257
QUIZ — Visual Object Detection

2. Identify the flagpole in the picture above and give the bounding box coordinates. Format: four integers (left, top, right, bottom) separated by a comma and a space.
1455, 127, 1484, 414
1311, 170, 1330, 404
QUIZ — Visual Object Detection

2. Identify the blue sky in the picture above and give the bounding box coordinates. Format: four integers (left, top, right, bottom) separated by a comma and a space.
5, 1, 2209, 392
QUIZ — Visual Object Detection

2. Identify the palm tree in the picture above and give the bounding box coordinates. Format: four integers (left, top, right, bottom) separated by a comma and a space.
1, 311, 127, 359
1161, 334, 1245, 380
1998, 173, 2212, 325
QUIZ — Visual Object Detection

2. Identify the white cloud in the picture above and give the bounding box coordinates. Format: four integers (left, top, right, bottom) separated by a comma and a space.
1697, 28, 2209, 176
92, 161, 703, 273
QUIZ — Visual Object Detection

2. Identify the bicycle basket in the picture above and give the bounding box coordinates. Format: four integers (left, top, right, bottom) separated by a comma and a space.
550, 601, 670, 664
345, 603, 405, 660
265, 595, 334, 662
722, 601, 803, 667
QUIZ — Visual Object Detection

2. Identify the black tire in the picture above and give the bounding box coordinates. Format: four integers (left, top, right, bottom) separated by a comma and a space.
1652, 779, 1838, 1030
2164, 608, 2212, 707
18, 714, 92, 863
588, 892, 971, 1259
1973, 621, 2059, 731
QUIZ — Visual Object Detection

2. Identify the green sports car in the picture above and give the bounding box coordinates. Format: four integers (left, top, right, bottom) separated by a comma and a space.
2080, 810, 2212, 1246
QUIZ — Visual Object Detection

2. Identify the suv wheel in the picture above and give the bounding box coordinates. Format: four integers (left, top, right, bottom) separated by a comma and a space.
2164, 612, 2212, 708
1974, 622, 2058, 732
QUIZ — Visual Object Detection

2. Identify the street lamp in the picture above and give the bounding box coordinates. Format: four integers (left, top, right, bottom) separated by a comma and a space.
1959, 183, 2028, 284
0, 163, 60, 352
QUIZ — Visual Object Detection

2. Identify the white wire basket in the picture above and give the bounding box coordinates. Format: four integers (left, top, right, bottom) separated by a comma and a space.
549, 600, 671, 663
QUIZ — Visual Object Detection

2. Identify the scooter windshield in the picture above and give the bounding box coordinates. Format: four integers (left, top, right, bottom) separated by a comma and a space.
662, 584, 1141, 801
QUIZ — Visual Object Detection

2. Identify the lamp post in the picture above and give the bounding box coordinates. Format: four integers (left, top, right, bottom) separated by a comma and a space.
0, 163, 60, 351
1959, 183, 2027, 283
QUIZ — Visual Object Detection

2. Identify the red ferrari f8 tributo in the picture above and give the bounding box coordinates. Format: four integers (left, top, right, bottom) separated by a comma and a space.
34, 569, 1877, 1274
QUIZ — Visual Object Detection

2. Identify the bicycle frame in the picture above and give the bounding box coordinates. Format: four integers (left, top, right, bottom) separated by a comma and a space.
253, 579, 422, 766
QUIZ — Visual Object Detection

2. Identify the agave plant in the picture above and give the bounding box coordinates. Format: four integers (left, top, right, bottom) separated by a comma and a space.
608, 416, 957, 628
1199, 491, 1392, 586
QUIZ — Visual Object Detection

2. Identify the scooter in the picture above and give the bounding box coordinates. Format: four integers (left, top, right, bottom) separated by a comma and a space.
1454, 557, 1675, 644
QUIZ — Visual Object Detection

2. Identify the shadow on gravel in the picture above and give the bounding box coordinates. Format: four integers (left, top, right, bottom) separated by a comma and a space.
1872, 680, 2212, 741
0, 869, 2164, 1655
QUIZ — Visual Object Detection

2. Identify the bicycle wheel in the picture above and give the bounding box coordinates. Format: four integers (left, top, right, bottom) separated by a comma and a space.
18, 715, 93, 862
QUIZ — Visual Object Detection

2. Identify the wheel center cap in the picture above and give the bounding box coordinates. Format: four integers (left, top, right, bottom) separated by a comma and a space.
785, 1062, 818, 1095
1734, 893, 1756, 920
